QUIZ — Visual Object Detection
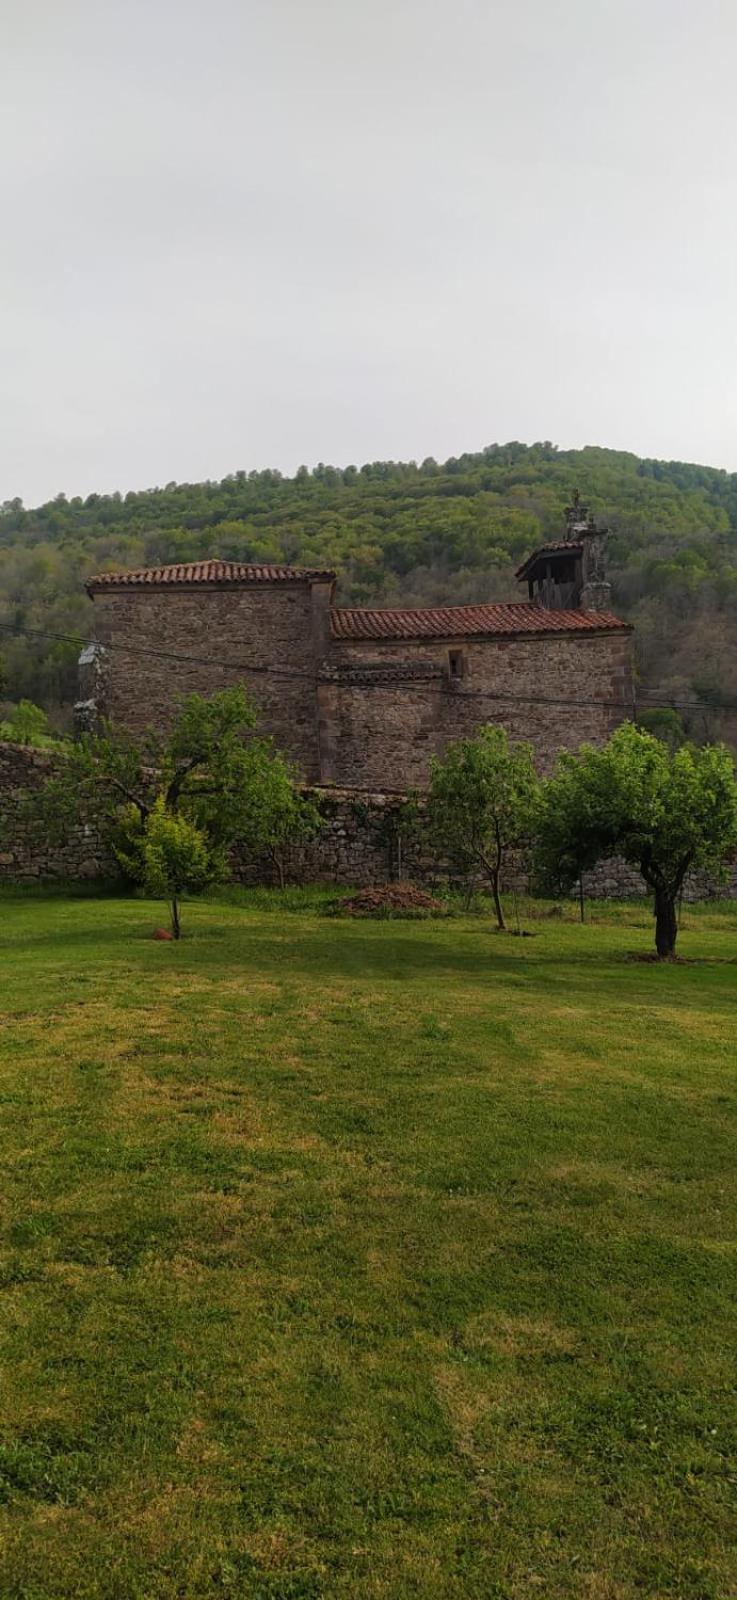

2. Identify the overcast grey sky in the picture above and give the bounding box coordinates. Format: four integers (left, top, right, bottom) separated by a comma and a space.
2, 0, 736, 505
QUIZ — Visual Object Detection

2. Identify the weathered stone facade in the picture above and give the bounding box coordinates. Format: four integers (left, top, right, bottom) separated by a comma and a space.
319, 631, 632, 788
82, 574, 334, 782
80, 502, 635, 790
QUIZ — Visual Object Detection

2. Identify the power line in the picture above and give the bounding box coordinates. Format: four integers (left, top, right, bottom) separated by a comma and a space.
0, 620, 309, 682
0, 615, 735, 717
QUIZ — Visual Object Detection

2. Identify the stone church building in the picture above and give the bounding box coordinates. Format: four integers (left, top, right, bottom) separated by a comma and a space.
78, 498, 633, 790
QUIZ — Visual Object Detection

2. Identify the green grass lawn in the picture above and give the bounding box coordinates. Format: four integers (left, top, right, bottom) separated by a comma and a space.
0, 893, 736, 1600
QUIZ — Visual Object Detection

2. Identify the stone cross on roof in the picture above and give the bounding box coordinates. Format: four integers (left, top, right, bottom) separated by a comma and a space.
565, 489, 607, 540
565, 489, 589, 534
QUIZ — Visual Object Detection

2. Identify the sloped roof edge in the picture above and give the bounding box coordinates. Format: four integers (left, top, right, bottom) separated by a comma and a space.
514, 540, 584, 580
330, 600, 629, 642
87, 559, 337, 594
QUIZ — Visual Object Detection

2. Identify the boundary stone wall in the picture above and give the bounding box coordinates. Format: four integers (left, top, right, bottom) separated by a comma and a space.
232, 788, 737, 903
0, 746, 735, 901
0, 744, 112, 883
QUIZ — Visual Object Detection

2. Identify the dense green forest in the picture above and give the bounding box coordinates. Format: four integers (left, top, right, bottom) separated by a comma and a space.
2, 441, 737, 740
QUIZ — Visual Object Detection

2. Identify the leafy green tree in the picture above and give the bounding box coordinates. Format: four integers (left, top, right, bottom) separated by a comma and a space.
536, 723, 737, 958
138, 797, 223, 939
637, 707, 685, 751
39, 685, 316, 900
4, 443, 737, 737
1, 699, 51, 746
227, 742, 321, 888
428, 726, 541, 929
40, 685, 257, 841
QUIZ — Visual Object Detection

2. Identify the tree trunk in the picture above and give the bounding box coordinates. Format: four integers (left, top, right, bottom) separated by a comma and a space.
268, 847, 286, 889
491, 826, 506, 931
170, 896, 181, 940
654, 887, 677, 959
491, 867, 506, 931
578, 874, 586, 924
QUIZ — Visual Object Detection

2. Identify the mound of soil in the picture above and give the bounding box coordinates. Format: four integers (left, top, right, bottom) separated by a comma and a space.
336, 882, 445, 917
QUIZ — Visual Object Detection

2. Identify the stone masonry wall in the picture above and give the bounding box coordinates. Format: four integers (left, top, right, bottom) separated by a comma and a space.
322, 630, 634, 787
233, 788, 737, 903
86, 579, 633, 793
89, 582, 332, 782
2, 750, 734, 902
0, 744, 112, 884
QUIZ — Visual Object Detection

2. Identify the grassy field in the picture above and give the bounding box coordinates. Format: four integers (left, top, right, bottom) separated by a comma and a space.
0, 892, 736, 1600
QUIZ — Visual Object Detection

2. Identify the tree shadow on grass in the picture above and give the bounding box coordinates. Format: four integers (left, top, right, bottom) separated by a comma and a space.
7, 904, 736, 1006
5, 916, 558, 985
620, 951, 737, 966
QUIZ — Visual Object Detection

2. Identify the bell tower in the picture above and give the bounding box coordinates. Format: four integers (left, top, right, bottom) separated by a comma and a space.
566, 493, 612, 612
515, 492, 612, 612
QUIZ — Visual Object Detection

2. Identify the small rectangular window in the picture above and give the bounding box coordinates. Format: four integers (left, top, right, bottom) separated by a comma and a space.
448, 648, 466, 680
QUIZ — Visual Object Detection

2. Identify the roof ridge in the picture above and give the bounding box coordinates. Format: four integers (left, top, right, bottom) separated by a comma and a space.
332, 599, 544, 616
87, 558, 337, 593
330, 598, 629, 641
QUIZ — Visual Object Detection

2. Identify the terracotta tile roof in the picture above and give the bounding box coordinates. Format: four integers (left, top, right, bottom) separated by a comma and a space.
86, 559, 336, 594
515, 540, 583, 579
330, 601, 628, 642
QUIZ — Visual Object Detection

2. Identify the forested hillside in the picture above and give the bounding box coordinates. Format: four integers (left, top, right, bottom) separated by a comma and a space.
3, 441, 737, 739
